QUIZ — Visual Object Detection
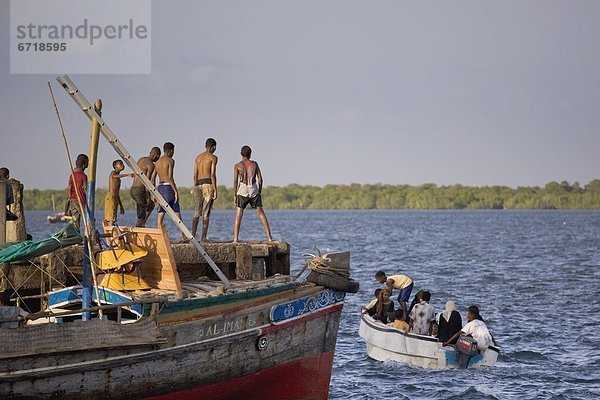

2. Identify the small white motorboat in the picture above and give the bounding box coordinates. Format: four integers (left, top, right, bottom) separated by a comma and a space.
359, 313, 500, 369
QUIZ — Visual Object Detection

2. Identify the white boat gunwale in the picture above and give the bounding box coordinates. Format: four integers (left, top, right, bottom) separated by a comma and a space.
359, 312, 500, 369
361, 313, 439, 342
360, 313, 500, 354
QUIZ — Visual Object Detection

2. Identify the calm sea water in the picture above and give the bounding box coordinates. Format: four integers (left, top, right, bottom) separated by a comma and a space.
24, 209, 600, 399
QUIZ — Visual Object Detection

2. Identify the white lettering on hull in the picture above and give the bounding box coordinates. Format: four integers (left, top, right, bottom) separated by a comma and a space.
199, 318, 244, 339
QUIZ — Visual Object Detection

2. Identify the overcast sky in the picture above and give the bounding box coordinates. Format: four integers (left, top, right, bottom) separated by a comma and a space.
1, 0, 599, 190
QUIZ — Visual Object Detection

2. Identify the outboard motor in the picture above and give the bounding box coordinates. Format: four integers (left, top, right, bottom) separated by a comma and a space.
456, 336, 479, 369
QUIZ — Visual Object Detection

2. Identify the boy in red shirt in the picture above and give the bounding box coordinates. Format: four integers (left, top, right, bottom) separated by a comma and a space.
67, 154, 89, 229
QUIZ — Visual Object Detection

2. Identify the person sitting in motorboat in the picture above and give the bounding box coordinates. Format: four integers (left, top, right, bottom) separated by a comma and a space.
361, 288, 382, 316
408, 290, 435, 335
430, 321, 439, 336
406, 289, 423, 325
437, 300, 463, 344
443, 305, 497, 351
390, 309, 410, 331
372, 288, 394, 324
374, 271, 413, 321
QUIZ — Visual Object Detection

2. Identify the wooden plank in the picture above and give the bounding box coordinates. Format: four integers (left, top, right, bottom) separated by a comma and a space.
235, 244, 252, 280
103, 225, 182, 292
250, 244, 269, 257
181, 283, 218, 293
252, 259, 265, 281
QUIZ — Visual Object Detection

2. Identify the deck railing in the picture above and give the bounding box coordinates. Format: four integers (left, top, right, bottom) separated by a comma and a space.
1, 296, 168, 325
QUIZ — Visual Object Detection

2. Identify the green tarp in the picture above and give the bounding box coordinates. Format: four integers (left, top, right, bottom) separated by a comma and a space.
0, 222, 83, 263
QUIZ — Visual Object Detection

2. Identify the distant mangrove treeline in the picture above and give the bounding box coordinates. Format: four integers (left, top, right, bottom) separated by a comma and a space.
21, 180, 600, 211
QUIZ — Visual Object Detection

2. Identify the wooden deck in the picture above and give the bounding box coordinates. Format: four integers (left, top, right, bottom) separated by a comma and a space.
1, 233, 291, 292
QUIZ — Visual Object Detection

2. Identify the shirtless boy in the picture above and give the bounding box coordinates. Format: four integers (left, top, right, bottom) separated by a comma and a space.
233, 145, 273, 242
103, 159, 133, 226
152, 142, 183, 233
192, 138, 218, 241
130, 147, 161, 227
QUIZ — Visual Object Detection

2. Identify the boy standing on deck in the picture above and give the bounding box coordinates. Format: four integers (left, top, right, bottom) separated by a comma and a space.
192, 138, 218, 241
0, 167, 13, 207
232, 145, 273, 243
152, 142, 184, 238
130, 146, 161, 227
67, 154, 89, 230
0, 167, 17, 221
103, 159, 133, 226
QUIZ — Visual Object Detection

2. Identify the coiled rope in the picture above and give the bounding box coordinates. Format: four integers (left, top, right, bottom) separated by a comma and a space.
307, 255, 350, 279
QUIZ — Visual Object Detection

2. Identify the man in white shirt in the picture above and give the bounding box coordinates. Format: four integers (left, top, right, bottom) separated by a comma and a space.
443, 305, 496, 350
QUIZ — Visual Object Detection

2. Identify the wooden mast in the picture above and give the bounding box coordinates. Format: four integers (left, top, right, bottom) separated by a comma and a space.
80, 99, 102, 320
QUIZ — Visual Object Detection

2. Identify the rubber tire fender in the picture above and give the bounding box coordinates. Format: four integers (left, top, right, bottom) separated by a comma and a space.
306, 271, 360, 293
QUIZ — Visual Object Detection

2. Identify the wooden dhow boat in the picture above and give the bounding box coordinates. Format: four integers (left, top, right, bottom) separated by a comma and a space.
359, 313, 500, 369
1, 241, 349, 399
0, 76, 358, 399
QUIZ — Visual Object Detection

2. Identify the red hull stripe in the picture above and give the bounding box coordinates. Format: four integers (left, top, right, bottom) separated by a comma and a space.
145, 352, 335, 400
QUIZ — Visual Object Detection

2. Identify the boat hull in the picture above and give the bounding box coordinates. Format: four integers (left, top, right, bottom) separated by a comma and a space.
0, 286, 344, 399
359, 314, 499, 369
148, 352, 335, 400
